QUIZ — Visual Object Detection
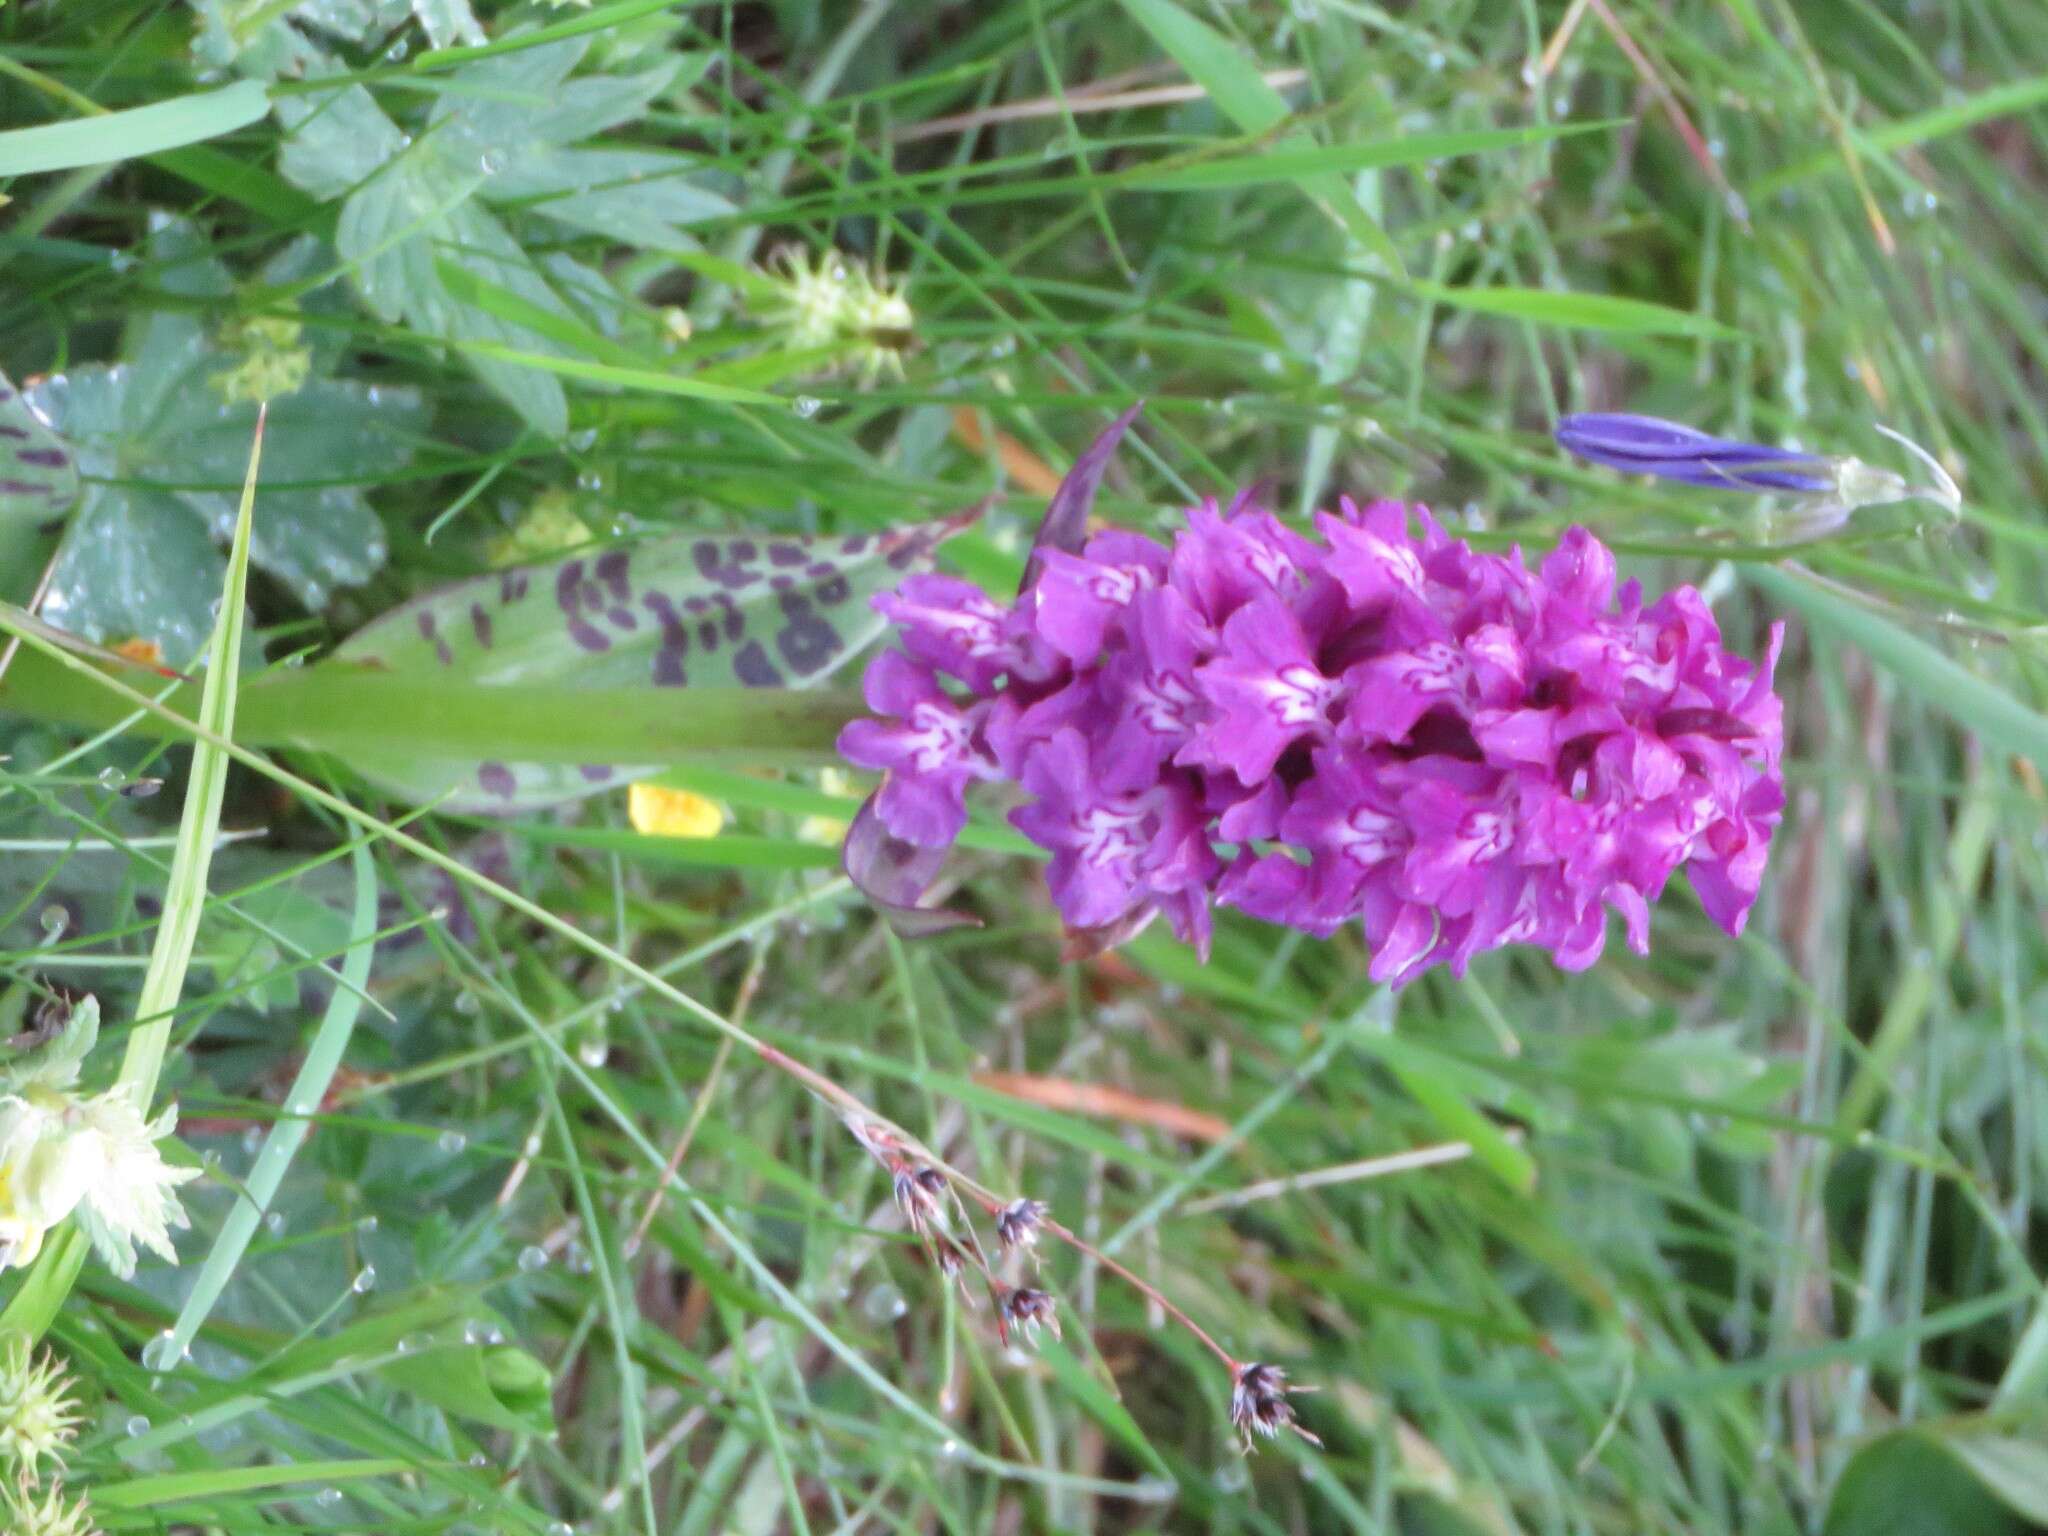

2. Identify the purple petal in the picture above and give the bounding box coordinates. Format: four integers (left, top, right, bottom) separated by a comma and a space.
1022, 403, 1144, 593
1557, 413, 1833, 494
842, 795, 982, 936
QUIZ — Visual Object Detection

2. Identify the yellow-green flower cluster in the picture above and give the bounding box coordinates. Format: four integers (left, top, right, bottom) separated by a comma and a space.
211, 313, 312, 405
760, 247, 914, 384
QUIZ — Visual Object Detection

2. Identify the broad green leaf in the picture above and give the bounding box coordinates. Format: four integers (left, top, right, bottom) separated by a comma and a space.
325, 519, 958, 810
381, 1340, 556, 1434
1823, 1424, 2048, 1536
26, 218, 424, 662
0, 81, 269, 176
0, 368, 81, 533
1408, 281, 1740, 339
481, 146, 735, 248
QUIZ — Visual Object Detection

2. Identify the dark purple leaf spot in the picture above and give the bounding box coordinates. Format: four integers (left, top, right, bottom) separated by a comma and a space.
578, 764, 615, 783
555, 559, 611, 653
768, 541, 807, 567
643, 593, 690, 686
842, 534, 870, 555
696, 620, 720, 652
769, 574, 794, 592
734, 640, 784, 687
804, 561, 836, 579
606, 607, 637, 629
691, 539, 760, 590
713, 593, 744, 640
417, 610, 454, 666
16, 448, 65, 468
500, 571, 530, 604
470, 602, 494, 649
0, 479, 44, 495
0, 425, 28, 440
774, 591, 841, 673
478, 763, 517, 800
595, 549, 632, 603
683, 595, 708, 614
817, 574, 851, 605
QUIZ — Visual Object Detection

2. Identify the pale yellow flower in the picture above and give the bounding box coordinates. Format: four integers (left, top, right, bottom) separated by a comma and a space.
0, 1086, 199, 1279
628, 783, 726, 839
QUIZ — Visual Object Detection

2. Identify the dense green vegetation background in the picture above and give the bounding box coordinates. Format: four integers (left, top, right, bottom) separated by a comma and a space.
3, 0, 2048, 1531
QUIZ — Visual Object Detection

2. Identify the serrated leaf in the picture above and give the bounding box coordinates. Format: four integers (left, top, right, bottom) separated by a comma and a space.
484, 146, 735, 247
0, 368, 81, 532
27, 217, 424, 658
326, 520, 957, 811
412, 0, 485, 48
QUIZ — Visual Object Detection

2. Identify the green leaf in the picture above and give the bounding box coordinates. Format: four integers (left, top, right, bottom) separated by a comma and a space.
26, 217, 425, 661
0, 996, 99, 1091
481, 146, 735, 248
1748, 566, 2048, 775
1117, 0, 1403, 273
1124, 122, 1610, 191
1824, 1424, 2048, 1536
322, 519, 958, 810
381, 1341, 557, 1434
1407, 281, 1740, 339
1035, 1335, 1175, 1482
0, 81, 269, 176
163, 843, 379, 1361
0, 368, 81, 533
94, 1458, 414, 1511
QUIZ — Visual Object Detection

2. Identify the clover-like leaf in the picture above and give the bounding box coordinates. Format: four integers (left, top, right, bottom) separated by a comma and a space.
27, 216, 425, 664
327, 520, 959, 812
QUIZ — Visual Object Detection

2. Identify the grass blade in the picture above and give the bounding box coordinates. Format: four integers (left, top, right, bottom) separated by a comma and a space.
0, 80, 269, 175
161, 841, 380, 1361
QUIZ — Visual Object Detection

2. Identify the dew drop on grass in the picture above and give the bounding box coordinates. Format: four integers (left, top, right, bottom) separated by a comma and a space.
577, 1039, 609, 1068
861, 1283, 908, 1323
468, 1452, 488, 1469
125, 1414, 150, 1438
352, 1265, 377, 1294
547, 1523, 574, 1536
518, 1245, 549, 1273
357, 1214, 379, 1234
568, 428, 598, 451
792, 395, 822, 419
265, 1210, 287, 1235
98, 765, 128, 790
438, 1129, 468, 1154
463, 1321, 486, 1346
141, 1331, 183, 1372
38, 905, 67, 942
396, 1334, 423, 1356
316, 1487, 343, 1507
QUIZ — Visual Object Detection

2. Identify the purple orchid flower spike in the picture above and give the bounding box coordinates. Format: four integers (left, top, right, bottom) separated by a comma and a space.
1556, 413, 1835, 495
841, 410, 1786, 982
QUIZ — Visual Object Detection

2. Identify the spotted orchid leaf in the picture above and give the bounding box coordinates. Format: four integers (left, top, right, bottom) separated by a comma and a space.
0, 367, 80, 535
328, 519, 961, 813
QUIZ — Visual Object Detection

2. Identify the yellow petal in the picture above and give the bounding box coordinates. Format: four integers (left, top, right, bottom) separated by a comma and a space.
628, 783, 725, 839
